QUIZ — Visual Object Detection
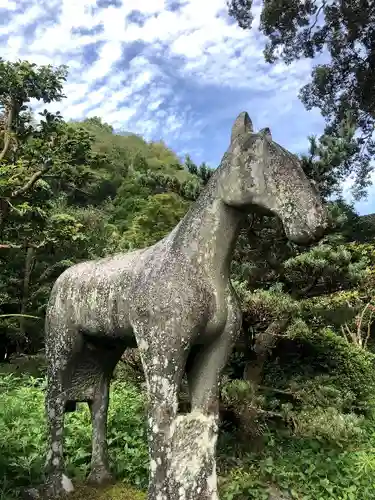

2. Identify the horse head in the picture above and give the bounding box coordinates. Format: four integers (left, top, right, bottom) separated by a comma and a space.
218, 111, 328, 244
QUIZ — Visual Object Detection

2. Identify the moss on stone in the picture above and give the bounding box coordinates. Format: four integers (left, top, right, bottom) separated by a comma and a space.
70, 483, 146, 500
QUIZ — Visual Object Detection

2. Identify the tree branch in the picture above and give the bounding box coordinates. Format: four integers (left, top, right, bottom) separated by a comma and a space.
307, 1, 326, 38
0, 313, 41, 320
291, 275, 320, 298
10, 160, 52, 198
0, 240, 46, 249
243, 318, 289, 384
19, 246, 35, 336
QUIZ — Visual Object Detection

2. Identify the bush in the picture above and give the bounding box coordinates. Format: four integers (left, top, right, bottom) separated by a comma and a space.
266, 322, 375, 414
220, 466, 269, 499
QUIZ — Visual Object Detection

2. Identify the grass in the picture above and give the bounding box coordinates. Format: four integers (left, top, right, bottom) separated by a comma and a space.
0, 374, 148, 499
218, 429, 375, 499
70, 483, 146, 500
0, 373, 374, 499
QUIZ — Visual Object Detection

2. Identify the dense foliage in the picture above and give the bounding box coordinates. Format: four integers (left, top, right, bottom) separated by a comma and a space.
0, 58, 374, 499
0, 375, 148, 499
0, 374, 374, 499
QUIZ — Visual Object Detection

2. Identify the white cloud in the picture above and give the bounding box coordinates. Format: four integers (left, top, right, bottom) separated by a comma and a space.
0, 4, 45, 36
3, 0, 372, 212
2, 0, 315, 136
85, 41, 123, 81
342, 171, 375, 215
0, 0, 16, 9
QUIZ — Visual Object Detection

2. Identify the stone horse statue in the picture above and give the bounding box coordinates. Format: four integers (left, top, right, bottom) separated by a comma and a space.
43, 112, 327, 499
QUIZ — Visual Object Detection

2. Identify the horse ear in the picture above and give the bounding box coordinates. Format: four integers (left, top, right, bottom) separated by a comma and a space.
259, 127, 272, 141
231, 112, 253, 143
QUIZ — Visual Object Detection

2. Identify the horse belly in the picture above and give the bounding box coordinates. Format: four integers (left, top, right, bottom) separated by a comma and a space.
50, 262, 133, 340
199, 282, 239, 343
204, 310, 227, 337
80, 277, 139, 338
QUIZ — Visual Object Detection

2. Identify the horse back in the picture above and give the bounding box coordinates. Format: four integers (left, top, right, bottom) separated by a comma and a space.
46, 249, 146, 339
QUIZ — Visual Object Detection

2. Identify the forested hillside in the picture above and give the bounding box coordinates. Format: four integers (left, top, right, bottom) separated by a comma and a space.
0, 58, 374, 499
0, 58, 210, 360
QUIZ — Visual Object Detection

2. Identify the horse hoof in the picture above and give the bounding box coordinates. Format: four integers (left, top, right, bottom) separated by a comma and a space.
22, 487, 41, 500
87, 468, 114, 486
44, 473, 74, 498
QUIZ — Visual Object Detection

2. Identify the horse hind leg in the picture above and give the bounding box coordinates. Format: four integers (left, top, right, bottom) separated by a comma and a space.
86, 374, 113, 485
45, 379, 75, 498
44, 322, 82, 498
79, 337, 125, 486
45, 321, 124, 495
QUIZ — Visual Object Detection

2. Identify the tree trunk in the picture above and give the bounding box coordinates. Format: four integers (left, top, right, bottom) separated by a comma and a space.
0, 99, 15, 161
243, 319, 288, 386
19, 246, 35, 346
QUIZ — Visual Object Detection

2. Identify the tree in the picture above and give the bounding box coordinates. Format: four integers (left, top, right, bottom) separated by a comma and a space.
120, 193, 190, 250
300, 115, 360, 199
0, 58, 67, 162
227, 0, 375, 198
0, 60, 109, 355
184, 154, 198, 176
0, 57, 210, 358
224, 198, 375, 438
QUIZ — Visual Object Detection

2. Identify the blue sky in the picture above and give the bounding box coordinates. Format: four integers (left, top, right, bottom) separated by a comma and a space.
1, 0, 374, 215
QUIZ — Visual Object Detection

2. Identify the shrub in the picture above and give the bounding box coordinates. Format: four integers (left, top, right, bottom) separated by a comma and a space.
219, 419, 375, 499
220, 466, 269, 500
267, 323, 375, 413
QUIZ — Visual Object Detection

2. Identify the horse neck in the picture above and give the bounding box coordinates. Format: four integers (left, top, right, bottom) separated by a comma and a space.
170, 172, 245, 281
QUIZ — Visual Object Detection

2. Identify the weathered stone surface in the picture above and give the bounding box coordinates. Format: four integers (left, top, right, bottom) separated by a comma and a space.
168, 411, 219, 500
22, 487, 42, 500
44, 111, 327, 499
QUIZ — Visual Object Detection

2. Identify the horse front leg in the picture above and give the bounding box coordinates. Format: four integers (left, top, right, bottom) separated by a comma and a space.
134, 321, 187, 500
181, 301, 242, 500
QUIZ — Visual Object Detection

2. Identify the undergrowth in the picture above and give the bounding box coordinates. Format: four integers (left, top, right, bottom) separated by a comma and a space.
0, 373, 374, 499
0, 374, 148, 499
218, 426, 375, 499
